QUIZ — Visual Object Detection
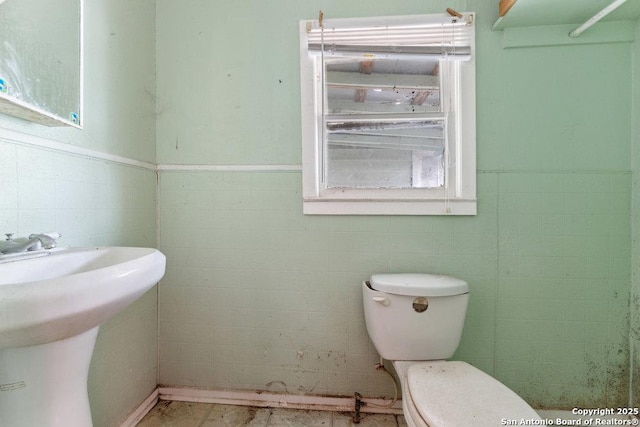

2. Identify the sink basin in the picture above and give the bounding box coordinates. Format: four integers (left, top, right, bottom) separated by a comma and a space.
0, 246, 166, 426
0, 246, 166, 349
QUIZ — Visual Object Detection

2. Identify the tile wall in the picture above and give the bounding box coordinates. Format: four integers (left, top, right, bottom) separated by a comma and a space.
0, 143, 156, 246
0, 140, 158, 427
493, 172, 630, 407
0, 2, 631, 425
630, 19, 640, 409
158, 169, 630, 408
0, 0, 157, 422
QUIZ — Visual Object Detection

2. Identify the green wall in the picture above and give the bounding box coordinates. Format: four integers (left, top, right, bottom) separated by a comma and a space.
0, 0, 636, 422
0, 1, 157, 426
631, 19, 640, 408
156, 0, 632, 408
0, 1, 156, 163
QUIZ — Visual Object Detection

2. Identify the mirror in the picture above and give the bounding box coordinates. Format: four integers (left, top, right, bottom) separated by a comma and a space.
0, 0, 82, 127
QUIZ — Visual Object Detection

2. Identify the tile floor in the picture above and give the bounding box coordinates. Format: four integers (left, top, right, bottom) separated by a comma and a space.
137, 401, 407, 426
137, 401, 636, 426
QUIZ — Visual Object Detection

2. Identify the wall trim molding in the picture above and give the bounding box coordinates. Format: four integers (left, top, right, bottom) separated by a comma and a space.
120, 388, 602, 426
3, 128, 630, 176
157, 164, 302, 172
0, 128, 156, 170
118, 386, 401, 426
158, 386, 402, 415
0, 128, 303, 172
119, 388, 159, 427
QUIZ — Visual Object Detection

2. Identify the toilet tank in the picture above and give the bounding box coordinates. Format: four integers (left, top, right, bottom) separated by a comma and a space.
363, 273, 469, 361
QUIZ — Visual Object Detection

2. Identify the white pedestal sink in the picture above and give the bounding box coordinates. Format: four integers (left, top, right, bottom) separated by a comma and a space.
0, 247, 166, 427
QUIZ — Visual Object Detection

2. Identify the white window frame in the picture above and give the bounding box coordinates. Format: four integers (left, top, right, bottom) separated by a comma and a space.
299, 13, 476, 215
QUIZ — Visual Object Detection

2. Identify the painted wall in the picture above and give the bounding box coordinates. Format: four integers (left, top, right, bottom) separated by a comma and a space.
0, 1, 157, 426
156, 0, 632, 409
2, 0, 633, 423
631, 20, 640, 408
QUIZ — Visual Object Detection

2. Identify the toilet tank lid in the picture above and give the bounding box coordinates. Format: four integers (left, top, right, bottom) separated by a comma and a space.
369, 273, 469, 297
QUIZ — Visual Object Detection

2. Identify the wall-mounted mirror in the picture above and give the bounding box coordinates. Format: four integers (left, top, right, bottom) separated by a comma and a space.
0, 0, 82, 128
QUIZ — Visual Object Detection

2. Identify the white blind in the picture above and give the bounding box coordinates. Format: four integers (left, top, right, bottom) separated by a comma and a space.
306, 13, 474, 60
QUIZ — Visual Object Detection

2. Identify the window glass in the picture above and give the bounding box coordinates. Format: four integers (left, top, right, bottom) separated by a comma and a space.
299, 13, 476, 215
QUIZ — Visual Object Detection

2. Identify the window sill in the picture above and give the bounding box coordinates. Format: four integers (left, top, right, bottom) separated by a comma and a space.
302, 198, 477, 215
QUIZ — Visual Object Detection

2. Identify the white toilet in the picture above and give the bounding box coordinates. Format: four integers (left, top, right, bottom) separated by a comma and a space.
363, 273, 542, 427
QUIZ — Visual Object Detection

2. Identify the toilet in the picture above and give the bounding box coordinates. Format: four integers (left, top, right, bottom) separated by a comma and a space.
363, 273, 542, 427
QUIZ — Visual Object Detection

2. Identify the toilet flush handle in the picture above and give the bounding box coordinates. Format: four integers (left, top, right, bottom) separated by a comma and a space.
372, 296, 390, 306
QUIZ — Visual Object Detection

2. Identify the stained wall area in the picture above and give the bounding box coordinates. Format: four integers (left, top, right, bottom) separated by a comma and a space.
156, 0, 633, 408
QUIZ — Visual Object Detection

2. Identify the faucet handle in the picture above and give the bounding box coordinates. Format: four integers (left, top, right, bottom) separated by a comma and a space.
40, 232, 61, 240
5, 233, 13, 241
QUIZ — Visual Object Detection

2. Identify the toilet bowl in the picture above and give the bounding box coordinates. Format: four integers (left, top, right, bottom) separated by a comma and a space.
394, 361, 540, 426
363, 274, 541, 427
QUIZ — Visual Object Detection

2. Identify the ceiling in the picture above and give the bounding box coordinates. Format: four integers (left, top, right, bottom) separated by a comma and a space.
495, 0, 640, 29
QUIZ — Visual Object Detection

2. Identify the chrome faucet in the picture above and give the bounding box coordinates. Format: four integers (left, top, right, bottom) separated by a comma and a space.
28, 233, 60, 249
0, 232, 61, 254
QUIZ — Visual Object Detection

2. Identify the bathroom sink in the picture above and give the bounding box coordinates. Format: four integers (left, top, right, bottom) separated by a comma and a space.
0, 246, 165, 349
0, 246, 166, 426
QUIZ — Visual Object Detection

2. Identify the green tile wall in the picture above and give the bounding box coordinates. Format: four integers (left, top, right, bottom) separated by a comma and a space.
0, 141, 158, 426
0, 0, 157, 425
493, 172, 630, 407
631, 20, 640, 409
158, 169, 630, 407
154, 0, 636, 410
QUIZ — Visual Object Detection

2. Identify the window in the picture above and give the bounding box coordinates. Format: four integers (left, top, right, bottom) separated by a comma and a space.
299, 13, 476, 215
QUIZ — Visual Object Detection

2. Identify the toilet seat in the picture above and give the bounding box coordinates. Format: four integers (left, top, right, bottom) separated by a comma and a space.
397, 361, 541, 427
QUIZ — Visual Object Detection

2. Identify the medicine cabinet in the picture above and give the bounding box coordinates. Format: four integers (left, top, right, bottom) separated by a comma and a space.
0, 0, 82, 127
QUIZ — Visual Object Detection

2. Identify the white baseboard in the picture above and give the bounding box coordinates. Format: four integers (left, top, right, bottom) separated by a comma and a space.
122, 387, 633, 426
119, 389, 159, 427
121, 386, 401, 426
158, 386, 402, 415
